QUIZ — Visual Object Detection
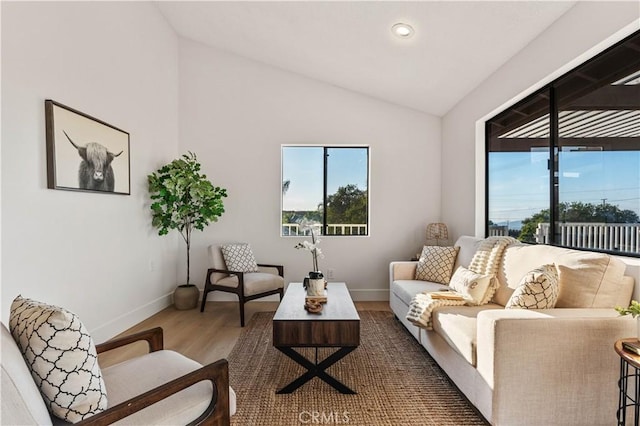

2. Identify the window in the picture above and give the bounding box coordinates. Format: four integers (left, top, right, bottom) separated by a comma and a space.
486, 30, 640, 256
487, 90, 551, 240
282, 146, 369, 236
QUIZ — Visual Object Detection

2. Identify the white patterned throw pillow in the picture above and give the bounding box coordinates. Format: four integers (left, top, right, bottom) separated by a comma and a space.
221, 243, 259, 272
9, 295, 107, 423
448, 266, 495, 306
415, 246, 460, 284
506, 264, 559, 309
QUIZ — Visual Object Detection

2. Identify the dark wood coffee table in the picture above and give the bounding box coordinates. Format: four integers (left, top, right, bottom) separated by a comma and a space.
272, 282, 360, 394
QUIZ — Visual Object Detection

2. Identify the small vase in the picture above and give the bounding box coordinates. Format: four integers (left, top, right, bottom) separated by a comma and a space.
303, 271, 323, 287
637, 317, 640, 339
305, 271, 325, 297
174, 284, 199, 310
309, 271, 323, 280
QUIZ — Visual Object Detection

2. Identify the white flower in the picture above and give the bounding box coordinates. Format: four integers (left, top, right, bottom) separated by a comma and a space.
295, 223, 324, 271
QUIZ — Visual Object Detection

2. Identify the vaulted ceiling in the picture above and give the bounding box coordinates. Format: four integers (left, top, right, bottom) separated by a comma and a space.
155, 1, 578, 117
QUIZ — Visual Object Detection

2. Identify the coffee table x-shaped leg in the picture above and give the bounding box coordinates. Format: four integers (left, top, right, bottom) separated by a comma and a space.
275, 346, 357, 394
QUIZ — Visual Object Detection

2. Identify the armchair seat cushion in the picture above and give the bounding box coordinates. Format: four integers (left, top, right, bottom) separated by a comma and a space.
217, 273, 284, 297
102, 350, 236, 425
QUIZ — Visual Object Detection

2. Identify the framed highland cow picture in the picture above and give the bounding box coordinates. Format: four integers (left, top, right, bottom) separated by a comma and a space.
45, 100, 130, 195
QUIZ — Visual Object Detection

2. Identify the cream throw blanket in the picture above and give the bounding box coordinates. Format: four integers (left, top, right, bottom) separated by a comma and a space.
406, 236, 518, 330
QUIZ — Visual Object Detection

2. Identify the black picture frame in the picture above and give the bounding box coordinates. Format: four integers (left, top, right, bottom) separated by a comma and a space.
45, 100, 130, 195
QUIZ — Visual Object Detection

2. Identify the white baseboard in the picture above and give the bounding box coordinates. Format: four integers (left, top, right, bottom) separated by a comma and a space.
348, 288, 389, 301
91, 293, 173, 343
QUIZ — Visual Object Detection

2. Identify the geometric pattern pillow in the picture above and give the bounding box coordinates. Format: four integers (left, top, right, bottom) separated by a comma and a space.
506, 264, 559, 309
415, 246, 460, 284
221, 243, 259, 273
448, 266, 495, 306
8, 295, 107, 423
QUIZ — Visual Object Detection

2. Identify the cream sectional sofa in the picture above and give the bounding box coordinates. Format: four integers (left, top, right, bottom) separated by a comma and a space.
389, 235, 636, 426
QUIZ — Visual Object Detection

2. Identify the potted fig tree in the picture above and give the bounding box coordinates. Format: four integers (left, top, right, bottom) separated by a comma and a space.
148, 152, 227, 310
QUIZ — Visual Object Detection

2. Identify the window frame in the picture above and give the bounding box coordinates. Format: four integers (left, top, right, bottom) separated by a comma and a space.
281, 144, 370, 237
485, 30, 640, 258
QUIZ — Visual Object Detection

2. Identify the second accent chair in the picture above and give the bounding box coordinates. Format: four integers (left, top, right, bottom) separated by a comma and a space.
201, 243, 284, 326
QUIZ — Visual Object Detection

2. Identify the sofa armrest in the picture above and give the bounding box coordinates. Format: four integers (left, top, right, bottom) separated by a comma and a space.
476, 309, 634, 425
389, 261, 418, 282
76, 358, 230, 426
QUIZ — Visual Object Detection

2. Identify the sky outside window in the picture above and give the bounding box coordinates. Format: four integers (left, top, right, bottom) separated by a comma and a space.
489, 150, 640, 227
558, 150, 640, 214
282, 146, 368, 211
488, 151, 549, 227
282, 147, 323, 211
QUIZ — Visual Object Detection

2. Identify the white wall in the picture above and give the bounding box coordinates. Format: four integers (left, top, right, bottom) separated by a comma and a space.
441, 2, 640, 290
179, 39, 440, 301
1, 1, 180, 342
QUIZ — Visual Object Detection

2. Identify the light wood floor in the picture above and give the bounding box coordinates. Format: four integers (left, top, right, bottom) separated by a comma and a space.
98, 301, 390, 368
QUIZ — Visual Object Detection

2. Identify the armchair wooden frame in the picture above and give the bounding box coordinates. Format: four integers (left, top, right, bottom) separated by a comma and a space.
200, 264, 284, 327
76, 327, 230, 426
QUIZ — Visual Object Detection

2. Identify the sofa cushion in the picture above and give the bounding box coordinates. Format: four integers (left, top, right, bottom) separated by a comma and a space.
9, 296, 107, 423
220, 243, 259, 273
102, 350, 236, 424
1, 323, 52, 426
506, 264, 559, 309
448, 267, 495, 306
432, 304, 503, 366
556, 255, 626, 308
391, 280, 449, 306
217, 272, 284, 296
415, 246, 460, 284
452, 236, 483, 271
496, 243, 628, 308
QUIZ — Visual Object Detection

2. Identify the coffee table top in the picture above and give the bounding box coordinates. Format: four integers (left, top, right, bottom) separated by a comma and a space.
273, 282, 360, 321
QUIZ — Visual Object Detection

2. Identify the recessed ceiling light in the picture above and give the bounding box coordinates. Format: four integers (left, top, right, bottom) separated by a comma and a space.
392, 23, 414, 39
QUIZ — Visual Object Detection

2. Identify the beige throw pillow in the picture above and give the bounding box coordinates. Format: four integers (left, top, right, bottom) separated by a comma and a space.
555, 253, 625, 308
448, 266, 495, 306
415, 246, 460, 284
9, 296, 107, 423
506, 264, 559, 309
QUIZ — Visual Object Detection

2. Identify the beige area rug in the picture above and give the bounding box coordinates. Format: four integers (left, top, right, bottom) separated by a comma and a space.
227, 311, 488, 426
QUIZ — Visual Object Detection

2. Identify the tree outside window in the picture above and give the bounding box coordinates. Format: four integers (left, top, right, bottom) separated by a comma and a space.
282, 146, 369, 236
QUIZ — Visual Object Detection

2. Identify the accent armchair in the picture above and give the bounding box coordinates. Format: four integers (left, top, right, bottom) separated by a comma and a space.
201, 243, 284, 326
1, 322, 236, 425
